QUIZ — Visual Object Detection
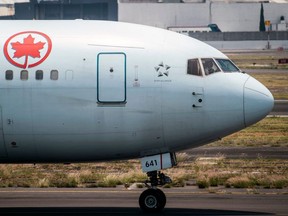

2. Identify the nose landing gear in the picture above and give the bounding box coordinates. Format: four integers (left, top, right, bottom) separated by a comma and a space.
139, 152, 177, 212
139, 171, 172, 212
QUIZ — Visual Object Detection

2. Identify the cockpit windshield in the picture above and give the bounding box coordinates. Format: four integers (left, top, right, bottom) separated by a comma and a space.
201, 58, 221, 75
215, 59, 240, 72
187, 58, 241, 77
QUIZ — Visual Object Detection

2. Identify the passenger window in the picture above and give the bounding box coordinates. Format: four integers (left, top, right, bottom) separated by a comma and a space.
20, 70, 28, 80
5, 70, 13, 80
65, 70, 74, 80
187, 59, 202, 76
50, 70, 58, 80
216, 59, 240, 72
201, 58, 221, 75
35, 70, 44, 80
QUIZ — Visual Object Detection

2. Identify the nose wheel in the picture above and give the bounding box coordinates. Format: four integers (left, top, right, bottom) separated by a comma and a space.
139, 188, 166, 212
139, 171, 171, 212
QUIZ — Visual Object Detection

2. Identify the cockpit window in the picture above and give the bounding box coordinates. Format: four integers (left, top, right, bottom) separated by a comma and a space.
216, 59, 240, 72
187, 59, 202, 76
201, 58, 221, 75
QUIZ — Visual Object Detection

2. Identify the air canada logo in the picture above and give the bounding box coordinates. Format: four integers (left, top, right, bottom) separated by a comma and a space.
4, 31, 52, 69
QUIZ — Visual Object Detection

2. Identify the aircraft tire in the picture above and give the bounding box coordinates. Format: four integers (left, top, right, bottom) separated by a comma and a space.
139, 188, 166, 212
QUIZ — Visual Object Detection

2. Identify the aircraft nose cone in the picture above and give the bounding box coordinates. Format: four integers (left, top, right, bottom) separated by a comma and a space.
244, 77, 274, 127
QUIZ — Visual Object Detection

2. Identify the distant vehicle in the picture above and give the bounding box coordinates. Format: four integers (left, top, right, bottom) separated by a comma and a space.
208, 23, 221, 32
168, 23, 221, 35
0, 20, 273, 212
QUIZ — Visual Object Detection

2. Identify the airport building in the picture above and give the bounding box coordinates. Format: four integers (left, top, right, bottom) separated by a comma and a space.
119, 0, 288, 32
0, 0, 118, 20
0, 0, 287, 49
1, 0, 288, 32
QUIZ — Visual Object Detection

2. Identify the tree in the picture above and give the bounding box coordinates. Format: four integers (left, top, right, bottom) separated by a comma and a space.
259, 3, 265, 32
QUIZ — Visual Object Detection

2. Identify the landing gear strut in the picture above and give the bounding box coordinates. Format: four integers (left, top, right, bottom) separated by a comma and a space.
139, 171, 172, 212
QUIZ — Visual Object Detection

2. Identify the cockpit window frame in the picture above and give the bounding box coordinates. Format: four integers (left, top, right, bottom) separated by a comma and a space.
187, 57, 241, 77
201, 58, 221, 76
187, 58, 203, 77
215, 58, 241, 73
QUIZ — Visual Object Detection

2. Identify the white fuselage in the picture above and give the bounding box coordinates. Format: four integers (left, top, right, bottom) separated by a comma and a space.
0, 21, 273, 163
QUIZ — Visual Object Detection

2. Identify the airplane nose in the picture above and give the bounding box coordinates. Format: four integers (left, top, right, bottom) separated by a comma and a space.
244, 76, 274, 127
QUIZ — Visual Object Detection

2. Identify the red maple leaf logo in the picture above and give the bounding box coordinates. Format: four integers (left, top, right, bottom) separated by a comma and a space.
11, 34, 46, 69
4, 31, 52, 69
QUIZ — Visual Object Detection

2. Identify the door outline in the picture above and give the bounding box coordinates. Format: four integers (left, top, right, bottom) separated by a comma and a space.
0, 107, 7, 158
97, 52, 127, 104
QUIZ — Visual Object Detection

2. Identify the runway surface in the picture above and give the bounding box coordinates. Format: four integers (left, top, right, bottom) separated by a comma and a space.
271, 100, 288, 116
0, 188, 287, 216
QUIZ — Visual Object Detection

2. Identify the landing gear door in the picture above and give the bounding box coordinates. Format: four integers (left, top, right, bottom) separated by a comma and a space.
0, 107, 7, 158
141, 153, 177, 172
97, 53, 127, 103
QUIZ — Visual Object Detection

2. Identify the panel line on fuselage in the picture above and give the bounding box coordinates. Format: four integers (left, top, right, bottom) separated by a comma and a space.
88, 44, 145, 50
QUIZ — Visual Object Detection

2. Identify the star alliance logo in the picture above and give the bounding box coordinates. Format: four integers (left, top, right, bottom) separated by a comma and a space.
155, 62, 171, 77
154, 62, 172, 83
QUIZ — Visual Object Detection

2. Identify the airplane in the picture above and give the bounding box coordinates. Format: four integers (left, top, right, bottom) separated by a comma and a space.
0, 20, 274, 212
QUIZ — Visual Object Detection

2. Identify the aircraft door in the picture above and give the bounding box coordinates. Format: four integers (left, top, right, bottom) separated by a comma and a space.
0, 107, 7, 158
97, 53, 126, 103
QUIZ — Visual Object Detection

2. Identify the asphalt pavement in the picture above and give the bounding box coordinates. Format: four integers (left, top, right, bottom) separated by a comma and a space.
0, 187, 287, 216
271, 100, 288, 116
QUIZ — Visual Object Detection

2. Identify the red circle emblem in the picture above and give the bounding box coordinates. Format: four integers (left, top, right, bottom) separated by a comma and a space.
4, 31, 52, 69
